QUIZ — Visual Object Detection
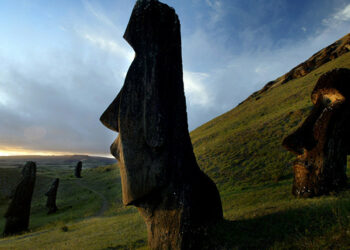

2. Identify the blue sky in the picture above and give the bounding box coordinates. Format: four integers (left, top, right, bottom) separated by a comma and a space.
0, 0, 349, 156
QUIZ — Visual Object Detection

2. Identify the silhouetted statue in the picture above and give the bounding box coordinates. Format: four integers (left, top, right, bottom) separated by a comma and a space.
45, 178, 59, 214
100, 0, 223, 248
283, 68, 350, 197
3, 162, 36, 236
75, 161, 82, 178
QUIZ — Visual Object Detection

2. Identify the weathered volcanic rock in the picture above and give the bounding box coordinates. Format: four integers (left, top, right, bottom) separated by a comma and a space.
100, 0, 223, 248
75, 161, 82, 178
45, 178, 59, 214
283, 68, 350, 197
3, 161, 36, 236
247, 33, 350, 101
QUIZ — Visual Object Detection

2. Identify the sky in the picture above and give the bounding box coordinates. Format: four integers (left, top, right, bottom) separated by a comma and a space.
0, 0, 350, 156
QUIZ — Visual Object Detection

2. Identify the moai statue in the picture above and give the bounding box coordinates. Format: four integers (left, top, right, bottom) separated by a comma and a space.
75, 161, 82, 178
45, 178, 59, 214
3, 162, 36, 236
100, 0, 223, 248
283, 68, 350, 197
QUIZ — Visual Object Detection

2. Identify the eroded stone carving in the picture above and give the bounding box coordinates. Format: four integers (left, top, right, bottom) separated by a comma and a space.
75, 161, 82, 178
45, 178, 59, 214
3, 162, 36, 236
283, 68, 350, 197
100, 0, 223, 248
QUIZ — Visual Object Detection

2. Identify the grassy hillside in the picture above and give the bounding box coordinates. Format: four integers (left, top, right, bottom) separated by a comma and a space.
191, 52, 350, 189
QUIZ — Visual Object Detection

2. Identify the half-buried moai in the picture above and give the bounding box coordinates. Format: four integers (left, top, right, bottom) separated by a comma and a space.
100, 0, 223, 248
45, 178, 59, 214
3, 161, 36, 236
283, 68, 350, 198
75, 161, 82, 178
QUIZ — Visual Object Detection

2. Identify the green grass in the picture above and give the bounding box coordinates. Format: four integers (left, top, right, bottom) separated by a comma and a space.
0, 49, 349, 249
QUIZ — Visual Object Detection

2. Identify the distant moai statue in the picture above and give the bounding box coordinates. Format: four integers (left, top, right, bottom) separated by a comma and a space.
283, 68, 350, 197
45, 178, 59, 214
75, 161, 82, 178
3, 162, 36, 236
100, 0, 223, 248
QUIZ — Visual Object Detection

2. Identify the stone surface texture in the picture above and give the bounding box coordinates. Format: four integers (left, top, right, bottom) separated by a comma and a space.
100, 0, 223, 248
3, 161, 36, 236
283, 68, 350, 197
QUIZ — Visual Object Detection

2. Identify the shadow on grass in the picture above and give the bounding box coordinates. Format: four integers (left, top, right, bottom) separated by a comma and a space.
206, 193, 350, 249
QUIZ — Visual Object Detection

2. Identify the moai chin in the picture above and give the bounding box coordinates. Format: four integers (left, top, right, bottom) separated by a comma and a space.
283, 68, 350, 197
3, 161, 36, 236
45, 178, 59, 214
100, 0, 223, 248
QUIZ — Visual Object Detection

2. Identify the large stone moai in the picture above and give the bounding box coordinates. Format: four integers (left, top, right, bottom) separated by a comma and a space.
3, 161, 36, 236
100, 0, 223, 248
283, 68, 350, 198
75, 161, 82, 178
45, 178, 59, 214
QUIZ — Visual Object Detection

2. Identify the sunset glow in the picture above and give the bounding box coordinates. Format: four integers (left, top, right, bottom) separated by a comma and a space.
0, 148, 76, 156
0, 146, 111, 157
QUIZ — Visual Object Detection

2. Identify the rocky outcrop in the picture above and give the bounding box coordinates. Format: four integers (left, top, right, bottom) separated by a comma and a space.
75, 161, 82, 178
3, 162, 36, 236
282, 68, 350, 197
249, 33, 350, 100
100, 0, 223, 248
45, 178, 59, 214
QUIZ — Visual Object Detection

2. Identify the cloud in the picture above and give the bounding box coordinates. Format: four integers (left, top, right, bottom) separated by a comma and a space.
183, 71, 212, 106
323, 3, 350, 26
334, 4, 350, 21
82, 0, 116, 27
205, 0, 224, 25
82, 33, 134, 62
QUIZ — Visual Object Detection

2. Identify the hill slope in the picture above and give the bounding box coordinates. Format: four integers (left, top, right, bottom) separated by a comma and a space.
191, 35, 350, 188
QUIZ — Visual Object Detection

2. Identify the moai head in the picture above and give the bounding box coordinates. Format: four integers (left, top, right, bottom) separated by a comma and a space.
283, 68, 350, 197
100, 0, 191, 206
